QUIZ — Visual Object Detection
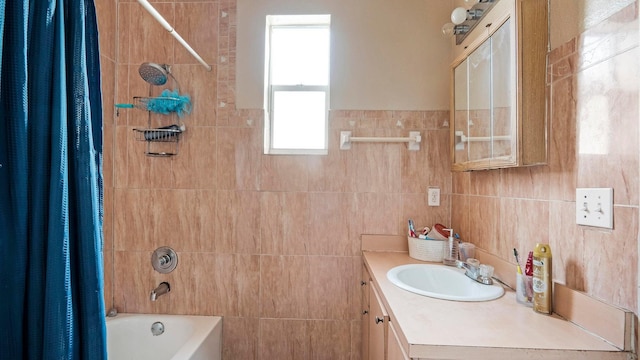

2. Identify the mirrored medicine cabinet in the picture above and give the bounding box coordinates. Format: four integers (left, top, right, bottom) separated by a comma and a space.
450, 0, 548, 171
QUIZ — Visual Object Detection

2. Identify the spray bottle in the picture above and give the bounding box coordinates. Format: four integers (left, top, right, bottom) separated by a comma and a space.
532, 243, 552, 314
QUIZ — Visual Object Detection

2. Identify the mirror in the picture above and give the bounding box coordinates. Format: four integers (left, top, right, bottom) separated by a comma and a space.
490, 18, 515, 161
450, 1, 547, 171
452, 19, 516, 167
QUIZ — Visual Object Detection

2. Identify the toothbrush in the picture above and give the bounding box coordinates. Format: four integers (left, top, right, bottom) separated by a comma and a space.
408, 219, 417, 238
513, 248, 523, 275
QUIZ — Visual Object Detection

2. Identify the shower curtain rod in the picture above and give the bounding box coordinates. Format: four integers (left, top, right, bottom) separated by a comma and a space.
137, 0, 212, 71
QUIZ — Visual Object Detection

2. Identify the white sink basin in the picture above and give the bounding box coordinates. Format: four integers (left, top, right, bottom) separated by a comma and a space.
386, 264, 504, 302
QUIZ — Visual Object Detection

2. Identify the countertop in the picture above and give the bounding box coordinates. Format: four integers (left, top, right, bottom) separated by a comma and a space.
363, 251, 629, 360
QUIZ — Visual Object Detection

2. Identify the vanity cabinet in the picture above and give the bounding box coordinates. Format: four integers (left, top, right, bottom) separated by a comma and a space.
369, 283, 389, 360
450, 0, 548, 171
361, 267, 370, 360
388, 321, 410, 360
362, 266, 399, 360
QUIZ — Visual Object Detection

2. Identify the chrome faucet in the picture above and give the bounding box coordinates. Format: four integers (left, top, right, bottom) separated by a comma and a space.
150, 282, 171, 301
456, 260, 494, 285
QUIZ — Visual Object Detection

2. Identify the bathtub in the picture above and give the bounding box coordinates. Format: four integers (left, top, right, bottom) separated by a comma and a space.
106, 313, 222, 360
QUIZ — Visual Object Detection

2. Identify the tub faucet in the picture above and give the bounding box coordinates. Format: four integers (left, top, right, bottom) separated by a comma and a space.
150, 282, 171, 301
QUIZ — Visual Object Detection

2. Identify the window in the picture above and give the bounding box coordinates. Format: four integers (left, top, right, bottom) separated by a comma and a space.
265, 15, 331, 155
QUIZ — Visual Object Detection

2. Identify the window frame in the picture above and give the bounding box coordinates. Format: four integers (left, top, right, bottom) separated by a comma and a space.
264, 16, 331, 155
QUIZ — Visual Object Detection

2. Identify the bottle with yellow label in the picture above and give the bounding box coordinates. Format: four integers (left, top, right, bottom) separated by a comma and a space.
532, 243, 552, 314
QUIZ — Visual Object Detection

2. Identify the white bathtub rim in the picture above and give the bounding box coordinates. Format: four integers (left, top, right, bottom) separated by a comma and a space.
106, 313, 223, 360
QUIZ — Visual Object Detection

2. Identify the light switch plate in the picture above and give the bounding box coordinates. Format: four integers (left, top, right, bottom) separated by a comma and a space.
576, 188, 613, 229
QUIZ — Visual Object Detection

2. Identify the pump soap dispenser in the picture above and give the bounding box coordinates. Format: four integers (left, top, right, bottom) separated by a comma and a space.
442, 228, 458, 266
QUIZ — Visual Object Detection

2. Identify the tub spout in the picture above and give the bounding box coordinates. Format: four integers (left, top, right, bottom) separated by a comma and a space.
150, 282, 171, 301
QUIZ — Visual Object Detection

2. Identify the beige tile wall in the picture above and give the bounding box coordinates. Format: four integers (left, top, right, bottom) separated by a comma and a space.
452, 3, 639, 313
96, 1, 639, 359
99, 1, 450, 358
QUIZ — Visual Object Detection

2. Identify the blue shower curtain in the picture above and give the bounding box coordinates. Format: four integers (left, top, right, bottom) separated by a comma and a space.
0, 0, 107, 358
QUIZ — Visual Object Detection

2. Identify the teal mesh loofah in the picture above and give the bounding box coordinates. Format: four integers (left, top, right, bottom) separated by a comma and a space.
146, 89, 192, 117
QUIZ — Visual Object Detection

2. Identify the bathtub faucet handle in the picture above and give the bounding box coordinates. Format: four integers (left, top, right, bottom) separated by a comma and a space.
150, 282, 171, 301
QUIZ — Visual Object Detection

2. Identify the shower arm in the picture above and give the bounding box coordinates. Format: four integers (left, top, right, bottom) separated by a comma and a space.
137, 0, 212, 72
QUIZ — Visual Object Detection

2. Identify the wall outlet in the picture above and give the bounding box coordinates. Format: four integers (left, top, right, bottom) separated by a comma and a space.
428, 187, 440, 207
576, 188, 613, 229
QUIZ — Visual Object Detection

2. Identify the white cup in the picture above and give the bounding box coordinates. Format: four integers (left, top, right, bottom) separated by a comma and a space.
459, 242, 476, 261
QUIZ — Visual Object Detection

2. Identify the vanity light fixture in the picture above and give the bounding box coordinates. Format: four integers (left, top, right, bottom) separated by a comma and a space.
451, 7, 484, 25
441, 23, 470, 37
463, 0, 495, 10
442, 0, 495, 41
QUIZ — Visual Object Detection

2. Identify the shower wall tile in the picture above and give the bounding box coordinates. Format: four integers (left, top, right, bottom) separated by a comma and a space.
102, 250, 113, 311
113, 250, 171, 314
228, 109, 264, 128
103, 185, 114, 252
259, 319, 308, 359
174, 2, 218, 65
354, 131, 403, 193
116, 3, 131, 64
450, 194, 469, 242
548, 75, 577, 202
171, 65, 218, 127
260, 191, 309, 255
259, 255, 308, 318
575, 48, 639, 205
114, 189, 217, 252
402, 129, 451, 194
129, 3, 175, 65
214, 190, 261, 254
469, 169, 501, 196
451, 171, 470, 194
576, 3, 638, 73
500, 166, 550, 200
500, 198, 549, 261
307, 256, 357, 320
307, 192, 358, 256
113, 125, 129, 189
402, 192, 450, 236
583, 205, 638, 312
114, 65, 130, 127
101, 58, 116, 190
216, 126, 261, 191
172, 126, 217, 189
307, 130, 357, 193
350, 320, 363, 360
549, 200, 584, 289
548, 37, 576, 65
308, 320, 352, 360
467, 196, 500, 254
222, 317, 259, 360
260, 155, 309, 192
172, 252, 260, 317
125, 135, 176, 189
96, 0, 116, 61
354, 193, 402, 236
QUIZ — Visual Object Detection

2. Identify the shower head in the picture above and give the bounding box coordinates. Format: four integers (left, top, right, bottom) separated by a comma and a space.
138, 62, 171, 86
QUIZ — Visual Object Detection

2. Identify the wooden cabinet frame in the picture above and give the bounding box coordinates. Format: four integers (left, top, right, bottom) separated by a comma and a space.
450, 0, 548, 171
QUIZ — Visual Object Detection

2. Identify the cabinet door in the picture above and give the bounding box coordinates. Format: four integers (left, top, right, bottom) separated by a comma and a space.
453, 58, 469, 165
387, 321, 410, 360
450, 0, 548, 171
369, 283, 388, 360
467, 39, 492, 162
452, 18, 515, 168
361, 267, 370, 360
490, 18, 516, 162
